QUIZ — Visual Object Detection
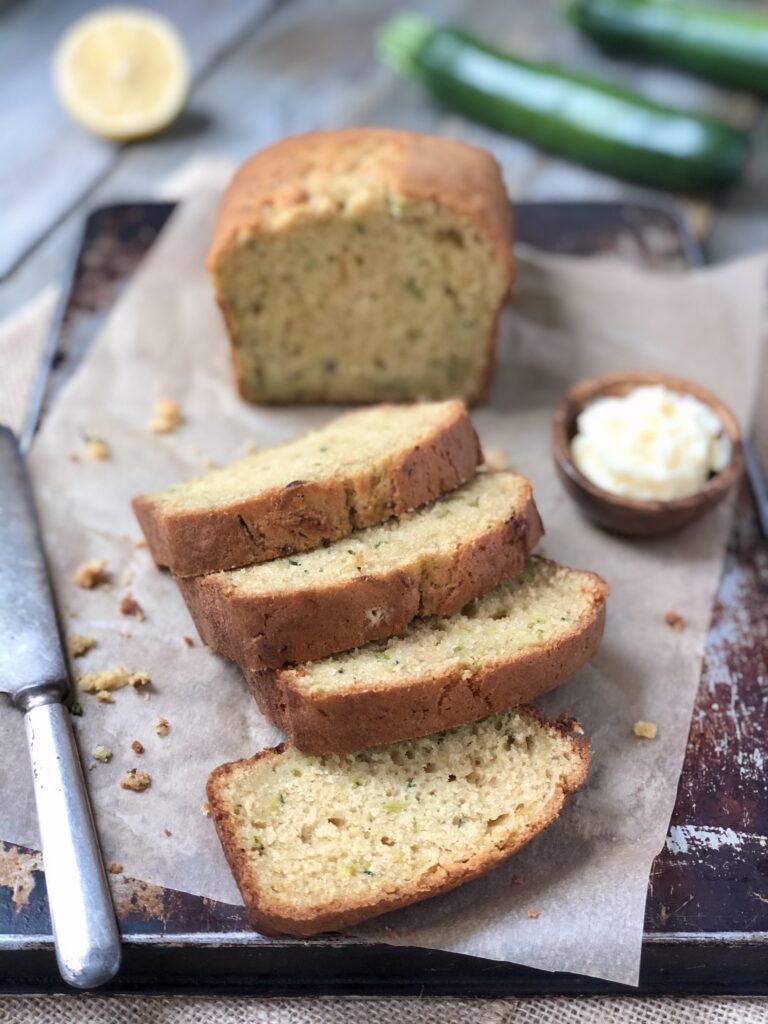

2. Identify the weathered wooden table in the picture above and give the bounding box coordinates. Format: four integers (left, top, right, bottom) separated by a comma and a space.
1, 0, 766, 996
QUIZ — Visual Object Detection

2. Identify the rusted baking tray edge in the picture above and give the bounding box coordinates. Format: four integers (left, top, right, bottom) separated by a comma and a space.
1, 200, 765, 996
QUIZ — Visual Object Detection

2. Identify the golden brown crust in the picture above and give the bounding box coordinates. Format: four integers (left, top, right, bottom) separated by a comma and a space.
247, 571, 608, 754
207, 129, 515, 406
132, 401, 482, 577
206, 709, 590, 937
208, 128, 514, 280
178, 475, 543, 669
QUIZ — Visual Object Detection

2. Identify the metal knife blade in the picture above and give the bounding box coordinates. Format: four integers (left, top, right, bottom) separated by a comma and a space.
0, 425, 68, 707
0, 424, 121, 987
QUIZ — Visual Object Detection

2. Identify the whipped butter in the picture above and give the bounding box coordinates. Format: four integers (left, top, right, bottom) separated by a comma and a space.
571, 384, 729, 502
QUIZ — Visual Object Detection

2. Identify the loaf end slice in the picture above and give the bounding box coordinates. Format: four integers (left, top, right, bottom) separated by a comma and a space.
132, 400, 480, 576
207, 707, 590, 936
179, 471, 543, 670
249, 557, 608, 753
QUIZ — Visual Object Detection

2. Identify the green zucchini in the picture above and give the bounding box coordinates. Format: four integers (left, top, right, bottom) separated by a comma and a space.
378, 13, 749, 193
567, 0, 768, 95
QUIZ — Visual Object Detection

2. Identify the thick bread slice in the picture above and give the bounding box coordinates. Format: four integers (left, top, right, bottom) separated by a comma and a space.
179, 471, 543, 670
132, 400, 480, 576
207, 706, 590, 937
248, 557, 608, 754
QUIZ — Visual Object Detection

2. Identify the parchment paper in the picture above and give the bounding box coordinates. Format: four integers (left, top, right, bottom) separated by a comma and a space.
1, 189, 765, 986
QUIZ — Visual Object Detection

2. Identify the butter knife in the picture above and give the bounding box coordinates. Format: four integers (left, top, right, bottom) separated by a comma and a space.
0, 425, 121, 988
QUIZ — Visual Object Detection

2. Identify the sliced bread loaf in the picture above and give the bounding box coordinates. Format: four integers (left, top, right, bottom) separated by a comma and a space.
248, 557, 608, 754
179, 471, 543, 670
208, 128, 514, 405
207, 706, 590, 936
132, 400, 480, 576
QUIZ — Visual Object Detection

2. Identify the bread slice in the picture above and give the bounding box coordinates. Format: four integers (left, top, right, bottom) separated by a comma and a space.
207, 128, 514, 405
132, 400, 480, 576
178, 471, 543, 670
248, 557, 608, 754
207, 706, 590, 936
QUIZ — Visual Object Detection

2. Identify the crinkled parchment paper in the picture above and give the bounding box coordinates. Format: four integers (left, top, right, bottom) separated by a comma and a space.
0, 188, 764, 986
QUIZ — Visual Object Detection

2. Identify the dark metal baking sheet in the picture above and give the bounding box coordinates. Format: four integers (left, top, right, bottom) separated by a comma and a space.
1, 200, 766, 995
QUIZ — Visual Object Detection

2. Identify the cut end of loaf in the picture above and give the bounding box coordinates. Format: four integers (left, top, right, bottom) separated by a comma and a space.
213, 200, 507, 404
207, 129, 514, 405
207, 707, 590, 936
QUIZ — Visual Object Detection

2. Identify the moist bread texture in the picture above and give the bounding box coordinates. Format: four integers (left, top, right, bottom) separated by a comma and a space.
248, 557, 608, 754
179, 471, 543, 670
207, 706, 590, 936
207, 128, 515, 405
132, 400, 481, 576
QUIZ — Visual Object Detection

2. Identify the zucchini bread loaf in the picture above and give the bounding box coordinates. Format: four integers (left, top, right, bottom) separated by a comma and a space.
248, 557, 608, 753
178, 471, 543, 670
133, 400, 480, 576
207, 128, 515, 405
207, 707, 590, 936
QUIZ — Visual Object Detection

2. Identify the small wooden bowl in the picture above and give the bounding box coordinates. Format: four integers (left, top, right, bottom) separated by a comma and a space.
552, 371, 743, 538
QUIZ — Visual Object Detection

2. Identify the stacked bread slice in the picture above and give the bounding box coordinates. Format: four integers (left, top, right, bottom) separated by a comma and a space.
134, 400, 607, 935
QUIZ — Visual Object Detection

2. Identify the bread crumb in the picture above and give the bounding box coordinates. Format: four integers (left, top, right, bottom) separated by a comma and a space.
201, 802, 211, 817
108, 863, 123, 874
128, 671, 152, 691
182, 636, 195, 648
243, 440, 259, 455
201, 455, 218, 469
72, 560, 109, 589
133, 538, 148, 550
633, 720, 658, 740
131, 740, 144, 756
665, 609, 686, 632
511, 874, 524, 885
365, 608, 387, 628
66, 610, 78, 619
67, 634, 95, 658
95, 691, 114, 704
154, 717, 170, 737
120, 769, 151, 792
484, 447, 510, 471
85, 437, 110, 460
147, 398, 182, 434
80, 666, 130, 694
120, 593, 145, 621
527, 909, 540, 919
121, 567, 134, 587
92, 745, 112, 763
164, 828, 172, 837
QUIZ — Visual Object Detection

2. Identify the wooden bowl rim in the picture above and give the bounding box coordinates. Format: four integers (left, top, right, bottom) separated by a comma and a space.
552, 370, 743, 515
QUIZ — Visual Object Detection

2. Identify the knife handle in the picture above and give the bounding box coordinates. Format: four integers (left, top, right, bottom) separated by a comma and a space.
25, 699, 122, 988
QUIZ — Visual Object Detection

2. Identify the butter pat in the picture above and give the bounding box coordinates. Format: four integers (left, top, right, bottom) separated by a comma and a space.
571, 385, 728, 502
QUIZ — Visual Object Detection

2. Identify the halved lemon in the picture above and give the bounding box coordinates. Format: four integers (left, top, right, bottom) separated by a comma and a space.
53, 6, 190, 141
